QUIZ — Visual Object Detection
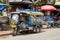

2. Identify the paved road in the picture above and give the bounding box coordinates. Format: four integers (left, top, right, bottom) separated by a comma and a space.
0, 28, 60, 40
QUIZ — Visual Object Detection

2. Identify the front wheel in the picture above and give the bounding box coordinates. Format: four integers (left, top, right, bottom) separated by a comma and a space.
12, 28, 17, 36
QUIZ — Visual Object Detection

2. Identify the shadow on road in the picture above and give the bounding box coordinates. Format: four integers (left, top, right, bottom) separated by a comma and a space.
12, 31, 46, 36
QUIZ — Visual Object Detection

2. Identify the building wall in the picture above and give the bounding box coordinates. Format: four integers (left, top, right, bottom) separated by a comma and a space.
55, 0, 60, 5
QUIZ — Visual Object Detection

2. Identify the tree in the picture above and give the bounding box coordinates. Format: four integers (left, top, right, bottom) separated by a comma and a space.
36, 0, 56, 5
36, 0, 47, 5
47, 0, 56, 5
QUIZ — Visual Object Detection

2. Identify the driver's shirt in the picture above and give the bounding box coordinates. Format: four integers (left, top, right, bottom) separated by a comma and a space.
12, 14, 19, 21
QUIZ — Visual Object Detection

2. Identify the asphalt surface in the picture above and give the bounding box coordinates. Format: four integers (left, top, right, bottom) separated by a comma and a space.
0, 28, 60, 40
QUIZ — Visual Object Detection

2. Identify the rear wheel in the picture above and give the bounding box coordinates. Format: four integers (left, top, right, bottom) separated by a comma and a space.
36, 28, 40, 33
34, 25, 41, 33
36, 26, 41, 33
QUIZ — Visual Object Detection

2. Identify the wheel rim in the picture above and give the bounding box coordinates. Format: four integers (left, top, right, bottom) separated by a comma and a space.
36, 28, 40, 32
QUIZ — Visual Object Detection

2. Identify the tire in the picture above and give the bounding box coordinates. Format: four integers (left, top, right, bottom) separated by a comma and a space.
12, 28, 17, 36
36, 27, 40, 33
34, 25, 41, 33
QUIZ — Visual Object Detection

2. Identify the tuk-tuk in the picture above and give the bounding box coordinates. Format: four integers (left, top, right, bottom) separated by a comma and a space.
10, 12, 42, 36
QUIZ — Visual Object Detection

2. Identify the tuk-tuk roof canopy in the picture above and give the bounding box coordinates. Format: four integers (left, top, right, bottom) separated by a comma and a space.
9, 2, 32, 5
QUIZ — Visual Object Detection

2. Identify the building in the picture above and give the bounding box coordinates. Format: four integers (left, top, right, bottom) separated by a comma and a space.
55, 0, 60, 5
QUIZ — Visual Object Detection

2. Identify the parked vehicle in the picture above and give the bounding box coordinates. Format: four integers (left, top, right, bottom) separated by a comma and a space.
0, 16, 9, 31
54, 20, 60, 28
54, 16, 60, 28
10, 12, 42, 36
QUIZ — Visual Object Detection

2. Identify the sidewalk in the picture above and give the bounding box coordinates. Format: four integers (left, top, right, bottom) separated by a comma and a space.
0, 30, 12, 36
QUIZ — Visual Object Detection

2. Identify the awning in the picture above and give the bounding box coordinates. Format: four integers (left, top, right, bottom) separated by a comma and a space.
0, 6, 8, 11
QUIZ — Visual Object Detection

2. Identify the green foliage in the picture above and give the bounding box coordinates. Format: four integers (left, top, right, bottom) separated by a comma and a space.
51, 0, 56, 5
36, 0, 56, 5
36, 0, 47, 5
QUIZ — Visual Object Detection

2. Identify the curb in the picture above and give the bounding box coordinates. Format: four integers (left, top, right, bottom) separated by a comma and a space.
0, 31, 12, 36
0, 33, 11, 36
